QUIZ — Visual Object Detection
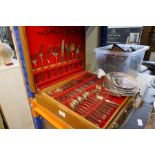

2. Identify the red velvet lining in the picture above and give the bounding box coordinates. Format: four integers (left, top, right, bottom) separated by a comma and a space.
25, 26, 85, 89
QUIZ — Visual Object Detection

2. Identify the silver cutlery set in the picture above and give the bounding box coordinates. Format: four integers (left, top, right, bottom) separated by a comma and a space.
47, 72, 120, 127
31, 39, 82, 84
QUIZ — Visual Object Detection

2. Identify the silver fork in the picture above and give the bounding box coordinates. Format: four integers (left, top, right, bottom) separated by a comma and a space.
75, 46, 80, 59
52, 47, 58, 76
70, 43, 76, 70
32, 58, 38, 83
75, 45, 81, 67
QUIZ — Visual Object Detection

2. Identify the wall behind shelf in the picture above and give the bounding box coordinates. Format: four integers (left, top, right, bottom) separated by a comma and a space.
86, 26, 100, 73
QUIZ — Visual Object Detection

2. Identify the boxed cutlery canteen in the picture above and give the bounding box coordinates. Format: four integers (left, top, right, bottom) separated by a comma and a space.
14, 26, 134, 129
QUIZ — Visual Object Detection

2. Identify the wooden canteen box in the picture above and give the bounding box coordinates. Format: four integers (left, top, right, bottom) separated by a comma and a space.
15, 26, 132, 129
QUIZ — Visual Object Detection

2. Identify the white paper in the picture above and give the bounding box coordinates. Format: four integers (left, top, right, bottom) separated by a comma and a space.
153, 101, 155, 110
58, 110, 66, 118
97, 68, 106, 78
137, 119, 143, 126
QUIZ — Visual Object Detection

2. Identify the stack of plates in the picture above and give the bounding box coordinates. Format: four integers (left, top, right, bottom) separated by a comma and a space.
103, 72, 138, 96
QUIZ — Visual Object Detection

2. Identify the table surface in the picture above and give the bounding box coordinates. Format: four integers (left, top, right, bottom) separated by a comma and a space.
0, 60, 34, 129
121, 74, 155, 129
0, 59, 19, 72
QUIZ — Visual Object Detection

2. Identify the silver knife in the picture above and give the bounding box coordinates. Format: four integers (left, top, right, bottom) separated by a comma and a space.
61, 39, 65, 73
65, 43, 70, 72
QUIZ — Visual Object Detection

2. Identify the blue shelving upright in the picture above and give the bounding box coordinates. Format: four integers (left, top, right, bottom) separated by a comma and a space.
13, 27, 43, 129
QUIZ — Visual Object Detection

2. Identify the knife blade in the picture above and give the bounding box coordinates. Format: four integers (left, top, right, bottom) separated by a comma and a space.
65, 43, 70, 71
60, 39, 65, 73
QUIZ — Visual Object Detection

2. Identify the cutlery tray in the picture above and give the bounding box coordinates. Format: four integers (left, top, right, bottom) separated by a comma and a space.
46, 72, 127, 128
